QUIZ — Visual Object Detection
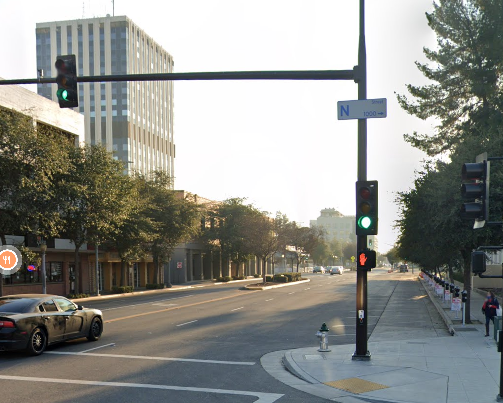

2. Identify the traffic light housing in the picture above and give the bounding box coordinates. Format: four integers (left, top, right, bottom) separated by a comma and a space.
55, 55, 78, 108
471, 251, 487, 275
356, 180, 378, 236
461, 153, 489, 228
357, 249, 376, 271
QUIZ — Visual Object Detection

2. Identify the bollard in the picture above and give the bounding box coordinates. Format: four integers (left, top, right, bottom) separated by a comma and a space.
316, 323, 331, 352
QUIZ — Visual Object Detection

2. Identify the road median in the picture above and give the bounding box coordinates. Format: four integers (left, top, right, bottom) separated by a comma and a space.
245, 278, 310, 290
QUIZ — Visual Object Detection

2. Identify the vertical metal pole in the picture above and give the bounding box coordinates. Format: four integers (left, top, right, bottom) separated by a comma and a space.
41, 247, 47, 294
353, 0, 370, 360
463, 302, 466, 326
498, 330, 503, 401
95, 244, 100, 296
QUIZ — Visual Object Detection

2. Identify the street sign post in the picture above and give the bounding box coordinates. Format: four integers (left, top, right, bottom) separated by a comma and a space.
337, 98, 387, 120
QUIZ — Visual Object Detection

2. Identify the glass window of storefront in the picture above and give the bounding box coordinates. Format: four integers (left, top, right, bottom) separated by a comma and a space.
3, 262, 63, 285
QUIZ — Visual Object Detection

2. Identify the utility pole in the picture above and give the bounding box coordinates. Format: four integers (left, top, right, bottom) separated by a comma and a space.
353, 0, 370, 361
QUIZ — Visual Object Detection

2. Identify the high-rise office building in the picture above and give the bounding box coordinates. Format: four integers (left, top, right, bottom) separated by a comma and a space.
36, 15, 175, 178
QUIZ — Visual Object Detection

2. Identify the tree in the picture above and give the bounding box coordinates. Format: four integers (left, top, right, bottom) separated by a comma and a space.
203, 198, 256, 277
245, 210, 278, 284
60, 144, 134, 293
0, 107, 71, 296
397, 0, 503, 156
395, 158, 497, 323
141, 173, 200, 285
384, 247, 400, 267
396, 0, 503, 323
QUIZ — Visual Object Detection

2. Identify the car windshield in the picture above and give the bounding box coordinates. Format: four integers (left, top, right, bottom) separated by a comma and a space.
0, 298, 37, 313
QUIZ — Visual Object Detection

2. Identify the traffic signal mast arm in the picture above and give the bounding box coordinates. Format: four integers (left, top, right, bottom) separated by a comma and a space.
0, 69, 357, 86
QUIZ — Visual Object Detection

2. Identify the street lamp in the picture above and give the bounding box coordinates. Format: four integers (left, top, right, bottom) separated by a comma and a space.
40, 242, 47, 294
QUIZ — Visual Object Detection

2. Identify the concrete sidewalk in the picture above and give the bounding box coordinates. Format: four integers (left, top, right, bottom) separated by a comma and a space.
261, 274, 502, 403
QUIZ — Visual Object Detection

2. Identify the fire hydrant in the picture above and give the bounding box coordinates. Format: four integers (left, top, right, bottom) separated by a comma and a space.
316, 322, 331, 352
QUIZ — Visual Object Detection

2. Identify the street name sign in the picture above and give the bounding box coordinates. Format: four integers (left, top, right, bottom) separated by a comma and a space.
337, 98, 387, 120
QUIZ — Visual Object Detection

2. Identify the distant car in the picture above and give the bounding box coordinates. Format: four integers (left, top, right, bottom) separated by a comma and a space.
0, 294, 103, 355
330, 266, 344, 275
313, 266, 326, 274
399, 264, 409, 273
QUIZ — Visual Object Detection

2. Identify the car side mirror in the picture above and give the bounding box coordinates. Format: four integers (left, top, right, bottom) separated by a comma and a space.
77, 305, 84, 310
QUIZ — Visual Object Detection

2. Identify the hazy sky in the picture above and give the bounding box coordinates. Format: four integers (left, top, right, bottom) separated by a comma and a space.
0, 0, 437, 252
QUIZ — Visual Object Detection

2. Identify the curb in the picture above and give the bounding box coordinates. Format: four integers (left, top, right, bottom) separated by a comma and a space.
419, 277, 456, 336
71, 277, 261, 303
281, 351, 319, 384
245, 279, 311, 290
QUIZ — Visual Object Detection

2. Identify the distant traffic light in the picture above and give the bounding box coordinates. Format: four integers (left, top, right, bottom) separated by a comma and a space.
471, 251, 487, 275
356, 180, 378, 236
357, 249, 376, 271
461, 152, 489, 228
55, 55, 78, 108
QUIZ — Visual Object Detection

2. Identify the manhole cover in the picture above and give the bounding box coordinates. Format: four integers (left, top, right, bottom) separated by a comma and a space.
325, 378, 389, 394
453, 327, 478, 332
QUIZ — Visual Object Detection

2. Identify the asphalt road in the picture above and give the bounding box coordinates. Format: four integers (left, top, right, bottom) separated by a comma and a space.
0, 268, 401, 403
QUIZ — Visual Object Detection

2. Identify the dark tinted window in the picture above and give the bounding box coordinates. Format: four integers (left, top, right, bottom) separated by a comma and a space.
42, 300, 58, 312
0, 298, 37, 313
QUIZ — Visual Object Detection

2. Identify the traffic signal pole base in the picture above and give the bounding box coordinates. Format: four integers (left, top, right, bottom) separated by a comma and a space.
352, 351, 371, 361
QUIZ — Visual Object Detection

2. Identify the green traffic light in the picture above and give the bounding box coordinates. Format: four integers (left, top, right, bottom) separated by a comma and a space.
57, 88, 69, 101
358, 216, 372, 229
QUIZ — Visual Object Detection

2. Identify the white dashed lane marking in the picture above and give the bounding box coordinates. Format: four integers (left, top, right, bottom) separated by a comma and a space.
176, 320, 198, 327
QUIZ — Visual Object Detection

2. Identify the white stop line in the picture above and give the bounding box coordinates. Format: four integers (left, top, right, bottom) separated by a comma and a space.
0, 375, 284, 403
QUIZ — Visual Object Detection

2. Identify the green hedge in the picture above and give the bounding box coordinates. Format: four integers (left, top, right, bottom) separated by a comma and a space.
266, 275, 274, 282
253, 274, 261, 278
111, 286, 134, 294
146, 283, 165, 289
275, 272, 303, 282
216, 276, 233, 282
273, 275, 288, 283
67, 293, 90, 299
232, 275, 246, 280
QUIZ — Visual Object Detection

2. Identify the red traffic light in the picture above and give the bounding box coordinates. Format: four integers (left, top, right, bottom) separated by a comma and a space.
359, 187, 371, 200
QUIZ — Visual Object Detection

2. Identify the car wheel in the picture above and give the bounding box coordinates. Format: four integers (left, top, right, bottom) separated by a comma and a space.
87, 317, 103, 341
26, 327, 47, 356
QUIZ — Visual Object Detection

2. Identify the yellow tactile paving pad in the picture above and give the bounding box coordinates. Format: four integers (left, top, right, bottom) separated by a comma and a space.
324, 378, 389, 394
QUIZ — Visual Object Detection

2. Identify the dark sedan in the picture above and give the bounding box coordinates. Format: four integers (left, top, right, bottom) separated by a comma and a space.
0, 294, 103, 355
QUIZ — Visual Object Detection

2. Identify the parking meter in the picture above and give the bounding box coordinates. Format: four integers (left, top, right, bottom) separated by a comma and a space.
462, 290, 468, 303
450, 283, 455, 293
455, 287, 460, 298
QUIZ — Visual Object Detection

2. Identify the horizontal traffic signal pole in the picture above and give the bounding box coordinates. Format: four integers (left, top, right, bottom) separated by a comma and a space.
0, 69, 356, 85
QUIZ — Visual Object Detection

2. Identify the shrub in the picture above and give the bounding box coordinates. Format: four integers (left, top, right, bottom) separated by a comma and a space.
217, 276, 233, 282
67, 293, 89, 299
146, 283, 165, 290
111, 286, 134, 294
253, 274, 260, 278
274, 274, 289, 282
265, 275, 274, 282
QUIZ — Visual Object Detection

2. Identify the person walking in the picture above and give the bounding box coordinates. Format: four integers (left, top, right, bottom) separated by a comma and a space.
482, 291, 500, 337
